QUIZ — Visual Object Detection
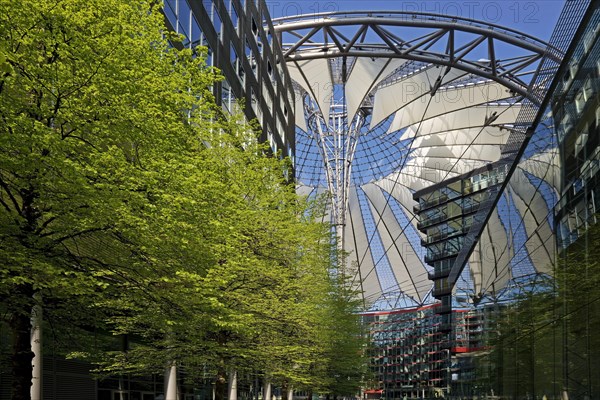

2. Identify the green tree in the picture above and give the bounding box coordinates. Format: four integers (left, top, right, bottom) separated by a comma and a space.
1, 2, 367, 400
0, 0, 217, 398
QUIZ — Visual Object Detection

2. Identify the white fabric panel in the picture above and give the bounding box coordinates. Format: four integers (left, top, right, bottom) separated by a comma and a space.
375, 176, 422, 206
345, 186, 382, 302
296, 185, 331, 225
379, 81, 513, 131
469, 209, 512, 297
345, 58, 407, 124
507, 169, 555, 275
371, 67, 468, 127
294, 90, 308, 133
362, 184, 430, 302
415, 145, 502, 164
373, 176, 424, 238
395, 105, 522, 137
408, 127, 511, 148
287, 59, 333, 123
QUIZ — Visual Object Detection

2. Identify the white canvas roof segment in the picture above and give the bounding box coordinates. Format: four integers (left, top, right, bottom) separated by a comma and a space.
408, 128, 510, 150
345, 58, 408, 124
362, 183, 430, 302
375, 175, 426, 211
287, 59, 333, 123
371, 67, 469, 128
469, 209, 513, 299
396, 105, 522, 137
295, 183, 315, 198
376, 81, 513, 132
346, 186, 382, 302
294, 89, 308, 133
507, 168, 556, 276
518, 149, 561, 191
274, 11, 559, 309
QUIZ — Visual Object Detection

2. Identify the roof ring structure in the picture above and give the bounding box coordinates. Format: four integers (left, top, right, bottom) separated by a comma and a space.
274, 11, 562, 310
274, 11, 561, 104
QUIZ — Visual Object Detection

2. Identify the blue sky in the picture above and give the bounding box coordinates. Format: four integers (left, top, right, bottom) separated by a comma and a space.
267, 0, 566, 42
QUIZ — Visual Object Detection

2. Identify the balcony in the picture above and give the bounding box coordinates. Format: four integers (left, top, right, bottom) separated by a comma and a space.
417, 214, 446, 230
425, 249, 460, 264
417, 193, 449, 212
428, 267, 453, 280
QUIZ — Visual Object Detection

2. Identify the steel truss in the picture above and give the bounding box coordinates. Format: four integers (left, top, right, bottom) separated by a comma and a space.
274, 11, 561, 103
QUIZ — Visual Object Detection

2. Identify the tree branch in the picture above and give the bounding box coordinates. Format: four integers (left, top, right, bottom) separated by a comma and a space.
0, 175, 22, 214
34, 216, 57, 235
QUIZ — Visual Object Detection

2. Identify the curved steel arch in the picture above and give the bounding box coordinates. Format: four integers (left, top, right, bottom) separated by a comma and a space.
274, 11, 560, 104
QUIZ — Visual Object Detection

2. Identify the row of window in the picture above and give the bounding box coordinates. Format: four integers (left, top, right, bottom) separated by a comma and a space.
163, 0, 295, 159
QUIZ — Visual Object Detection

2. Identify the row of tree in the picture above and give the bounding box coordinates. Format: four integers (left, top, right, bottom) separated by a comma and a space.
0, 1, 366, 399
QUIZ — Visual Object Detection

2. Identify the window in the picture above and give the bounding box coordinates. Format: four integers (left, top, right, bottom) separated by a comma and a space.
583, 77, 593, 102
230, 3, 239, 31
204, 1, 222, 38
250, 88, 258, 112
268, 130, 277, 153
222, 79, 232, 112
213, 8, 222, 38
178, 0, 192, 45
251, 17, 258, 35
575, 129, 588, 156
204, 43, 213, 67
266, 29, 273, 45
190, 16, 203, 48
558, 113, 573, 141
164, 0, 177, 29
575, 90, 586, 114
230, 43, 238, 69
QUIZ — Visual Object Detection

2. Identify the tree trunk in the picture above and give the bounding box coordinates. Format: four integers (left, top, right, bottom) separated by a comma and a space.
282, 381, 289, 400
263, 378, 272, 400
228, 370, 237, 400
11, 307, 34, 400
165, 362, 178, 400
215, 368, 227, 400
30, 295, 42, 400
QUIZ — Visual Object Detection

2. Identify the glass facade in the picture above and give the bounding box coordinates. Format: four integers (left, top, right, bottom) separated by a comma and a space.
362, 305, 496, 399
414, 164, 509, 303
555, 7, 600, 249
363, 305, 450, 399
163, 0, 296, 161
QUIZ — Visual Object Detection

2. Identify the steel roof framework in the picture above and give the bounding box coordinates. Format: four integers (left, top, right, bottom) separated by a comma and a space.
273, 11, 561, 310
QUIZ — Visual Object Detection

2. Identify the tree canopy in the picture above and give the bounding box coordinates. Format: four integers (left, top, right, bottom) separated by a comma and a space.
0, 1, 366, 399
